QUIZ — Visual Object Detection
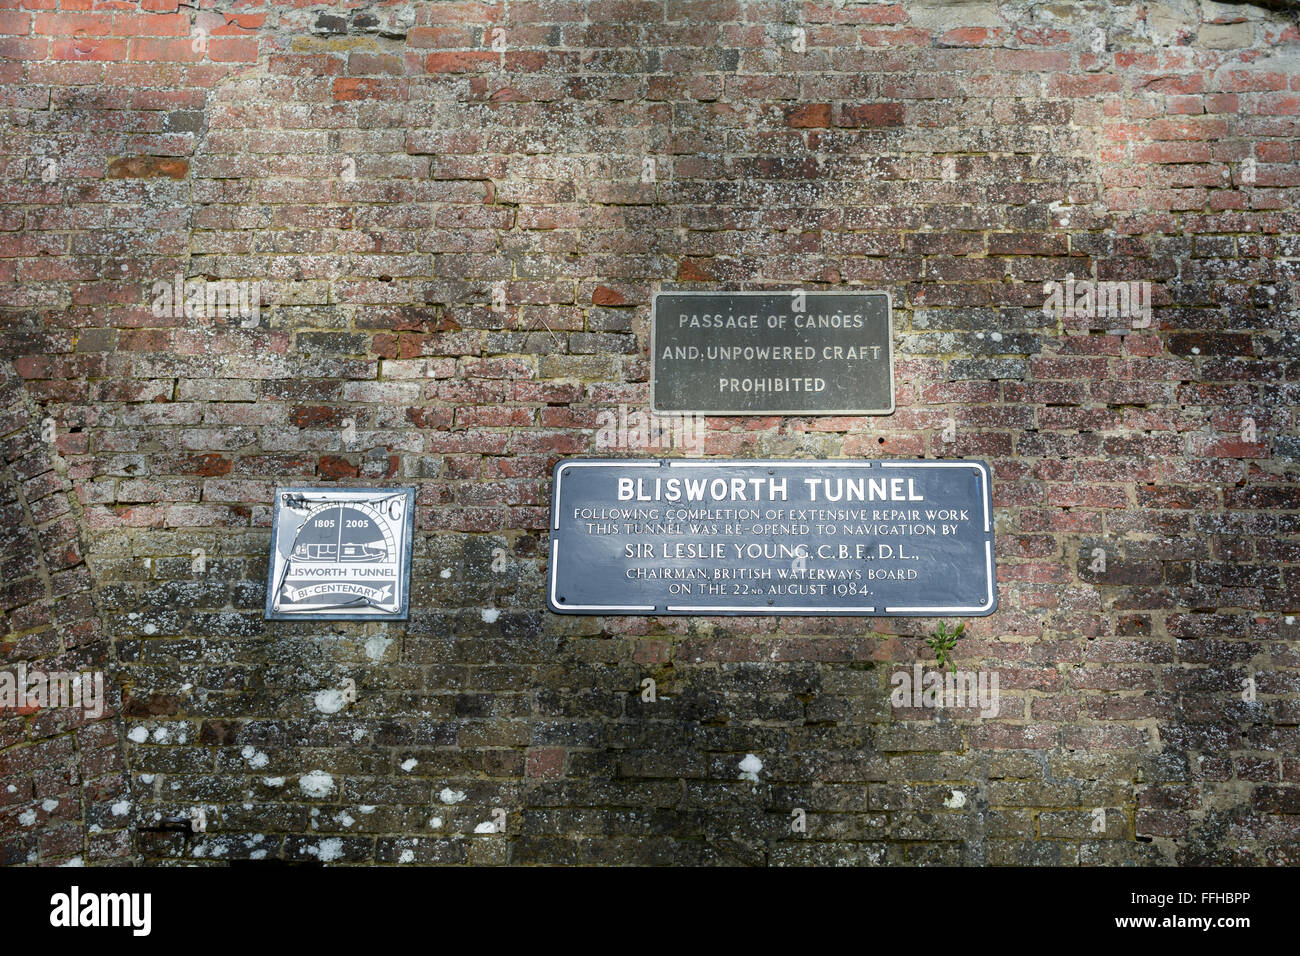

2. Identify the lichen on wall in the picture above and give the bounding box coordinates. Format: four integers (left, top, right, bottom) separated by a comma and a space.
0, 0, 1298, 866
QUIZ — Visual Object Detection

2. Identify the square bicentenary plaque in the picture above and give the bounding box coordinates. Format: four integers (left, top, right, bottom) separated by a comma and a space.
265, 487, 416, 621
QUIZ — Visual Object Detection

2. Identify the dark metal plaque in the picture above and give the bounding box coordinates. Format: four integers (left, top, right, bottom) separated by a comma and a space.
547, 460, 996, 617
651, 291, 893, 415
265, 487, 416, 621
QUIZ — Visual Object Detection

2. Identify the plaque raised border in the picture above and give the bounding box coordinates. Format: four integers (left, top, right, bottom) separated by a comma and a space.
650, 290, 894, 416
547, 459, 996, 617
264, 486, 416, 621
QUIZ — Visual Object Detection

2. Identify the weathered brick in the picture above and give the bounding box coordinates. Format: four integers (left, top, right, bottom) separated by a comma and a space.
0, 0, 1295, 871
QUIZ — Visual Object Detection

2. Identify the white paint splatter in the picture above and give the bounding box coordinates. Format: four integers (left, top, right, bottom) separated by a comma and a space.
439, 788, 466, 804
264, 777, 286, 788
18, 810, 36, 826
944, 789, 967, 809
738, 754, 763, 782
110, 800, 131, 817
481, 608, 500, 623
41, 799, 58, 812
429, 816, 443, 829
241, 746, 268, 768
316, 838, 344, 862
299, 770, 335, 798
440, 568, 451, 579
474, 821, 497, 833
365, 635, 391, 661
314, 688, 347, 714
400, 758, 418, 772
399, 849, 415, 863
127, 726, 148, 743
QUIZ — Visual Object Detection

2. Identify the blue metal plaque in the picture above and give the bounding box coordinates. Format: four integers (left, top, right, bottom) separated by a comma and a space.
548, 460, 996, 616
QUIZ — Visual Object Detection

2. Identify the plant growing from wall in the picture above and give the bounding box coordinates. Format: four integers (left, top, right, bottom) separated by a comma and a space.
926, 621, 967, 673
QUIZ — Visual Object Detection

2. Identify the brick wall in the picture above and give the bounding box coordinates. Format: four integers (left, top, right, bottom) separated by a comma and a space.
0, 363, 132, 864
1, 0, 1298, 865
